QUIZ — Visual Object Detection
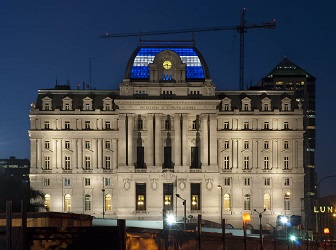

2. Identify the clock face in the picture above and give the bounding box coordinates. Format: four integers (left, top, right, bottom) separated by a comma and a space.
163, 60, 172, 69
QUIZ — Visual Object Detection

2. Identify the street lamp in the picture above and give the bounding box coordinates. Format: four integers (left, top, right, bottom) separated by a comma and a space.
324, 227, 330, 250
254, 208, 266, 250
243, 213, 251, 250
102, 189, 105, 218
217, 185, 223, 222
176, 194, 186, 230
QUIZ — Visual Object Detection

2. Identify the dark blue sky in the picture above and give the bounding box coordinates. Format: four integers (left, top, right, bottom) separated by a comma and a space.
1, 1, 335, 195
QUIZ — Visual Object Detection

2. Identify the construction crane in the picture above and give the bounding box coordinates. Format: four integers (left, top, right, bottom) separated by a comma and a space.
101, 9, 275, 90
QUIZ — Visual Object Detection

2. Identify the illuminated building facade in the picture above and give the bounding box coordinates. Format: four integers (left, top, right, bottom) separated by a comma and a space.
29, 41, 305, 228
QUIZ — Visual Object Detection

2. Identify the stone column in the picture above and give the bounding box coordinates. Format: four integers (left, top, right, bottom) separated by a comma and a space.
36, 139, 42, 170
97, 139, 102, 169
155, 114, 162, 166
182, 114, 189, 166
118, 114, 127, 166
209, 114, 217, 165
56, 139, 62, 169
232, 139, 238, 169
77, 139, 82, 169
201, 114, 208, 166
146, 114, 154, 166
174, 114, 181, 166
127, 114, 134, 166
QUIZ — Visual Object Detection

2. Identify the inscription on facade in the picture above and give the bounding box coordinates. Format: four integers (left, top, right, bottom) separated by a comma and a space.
140, 105, 196, 110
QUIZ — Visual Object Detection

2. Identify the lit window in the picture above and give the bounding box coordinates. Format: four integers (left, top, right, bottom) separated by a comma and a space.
136, 183, 146, 211
244, 194, 251, 210
224, 194, 231, 211
264, 193, 271, 211
191, 183, 200, 210
105, 194, 112, 211
44, 194, 51, 211
64, 194, 71, 212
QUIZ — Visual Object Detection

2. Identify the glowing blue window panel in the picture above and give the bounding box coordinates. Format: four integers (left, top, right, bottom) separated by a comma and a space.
130, 47, 204, 79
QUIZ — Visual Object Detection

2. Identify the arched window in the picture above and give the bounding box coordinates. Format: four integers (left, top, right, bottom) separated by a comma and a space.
244, 194, 251, 210
64, 194, 71, 212
85, 194, 91, 211
105, 194, 112, 211
44, 194, 51, 211
284, 193, 291, 211
224, 194, 231, 211
264, 193, 271, 211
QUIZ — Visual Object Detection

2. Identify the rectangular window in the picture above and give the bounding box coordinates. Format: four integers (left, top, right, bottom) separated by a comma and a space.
163, 183, 173, 211
65, 103, 70, 110
64, 178, 71, 186
284, 122, 289, 130
85, 141, 91, 149
45, 141, 50, 149
44, 121, 50, 129
85, 156, 91, 170
284, 178, 290, 186
223, 156, 229, 169
105, 140, 111, 149
284, 103, 289, 111
191, 147, 199, 168
244, 141, 249, 149
105, 103, 111, 110
84, 178, 91, 186
264, 122, 269, 129
224, 104, 229, 111
44, 156, 50, 170
264, 156, 269, 169
191, 183, 201, 211
105, 156, 111, 169
224, 122, 229, 130
284, 156, 289, 170
264, 104, 269, 111
43, 178, 50, 186
65, 141, 70, 149
44, 103, 50, 110
136, 146, 145, 168
163, 146, 172, 169
244, 178, 251, 186
244, 194, 251, 210
105, 121, 111, 129
65, 121, 70, 129
165, 120, 170, 130
85, 121, 91, 129
243, 122, 249, 130
224, 141, 229, 149
85, 103, 90, 110
224, 178, 231, 186
85, 195, 91, 210
136, 183, 146, 211
64, 156, 71, 170
105, 178, 111, 186
264, 141, 269, 149
243, 156, 250, 170
244, 103, 249, 111
284, 141, 289, 149
264, 178, 271, 186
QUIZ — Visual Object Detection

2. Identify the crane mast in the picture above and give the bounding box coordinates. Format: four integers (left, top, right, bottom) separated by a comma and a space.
102, 9, 275, 90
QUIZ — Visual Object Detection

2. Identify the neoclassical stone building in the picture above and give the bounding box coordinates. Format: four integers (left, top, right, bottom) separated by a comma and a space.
29, 41, 304, 228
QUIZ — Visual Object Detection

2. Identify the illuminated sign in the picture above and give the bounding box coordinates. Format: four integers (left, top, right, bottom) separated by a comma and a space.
314, 206, 336, 213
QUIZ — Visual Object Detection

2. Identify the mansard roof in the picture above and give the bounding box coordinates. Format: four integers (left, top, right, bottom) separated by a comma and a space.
123, 40, 211, 81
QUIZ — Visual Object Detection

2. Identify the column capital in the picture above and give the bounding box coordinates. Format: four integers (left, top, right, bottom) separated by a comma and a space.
209, 113, 217, 119
181, 113, 189, 119
146, 113, 154, 119
119, 113, 127, 119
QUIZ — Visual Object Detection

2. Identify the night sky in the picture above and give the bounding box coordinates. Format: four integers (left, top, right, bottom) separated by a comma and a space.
1, 1, 335, 196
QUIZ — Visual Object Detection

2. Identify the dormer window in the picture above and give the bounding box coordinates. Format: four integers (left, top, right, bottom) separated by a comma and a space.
62, 97, 73, 111
281, 97, 291, 111
222, 97, 231, 111
241, 97, 251, 111
42, 97, 52, 111
103, 97, 113, 111
83, 97, 93, 111
261, 97, 271, 111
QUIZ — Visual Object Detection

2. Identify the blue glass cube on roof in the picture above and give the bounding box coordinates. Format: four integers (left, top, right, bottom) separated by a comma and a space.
130, 47, 205, 79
